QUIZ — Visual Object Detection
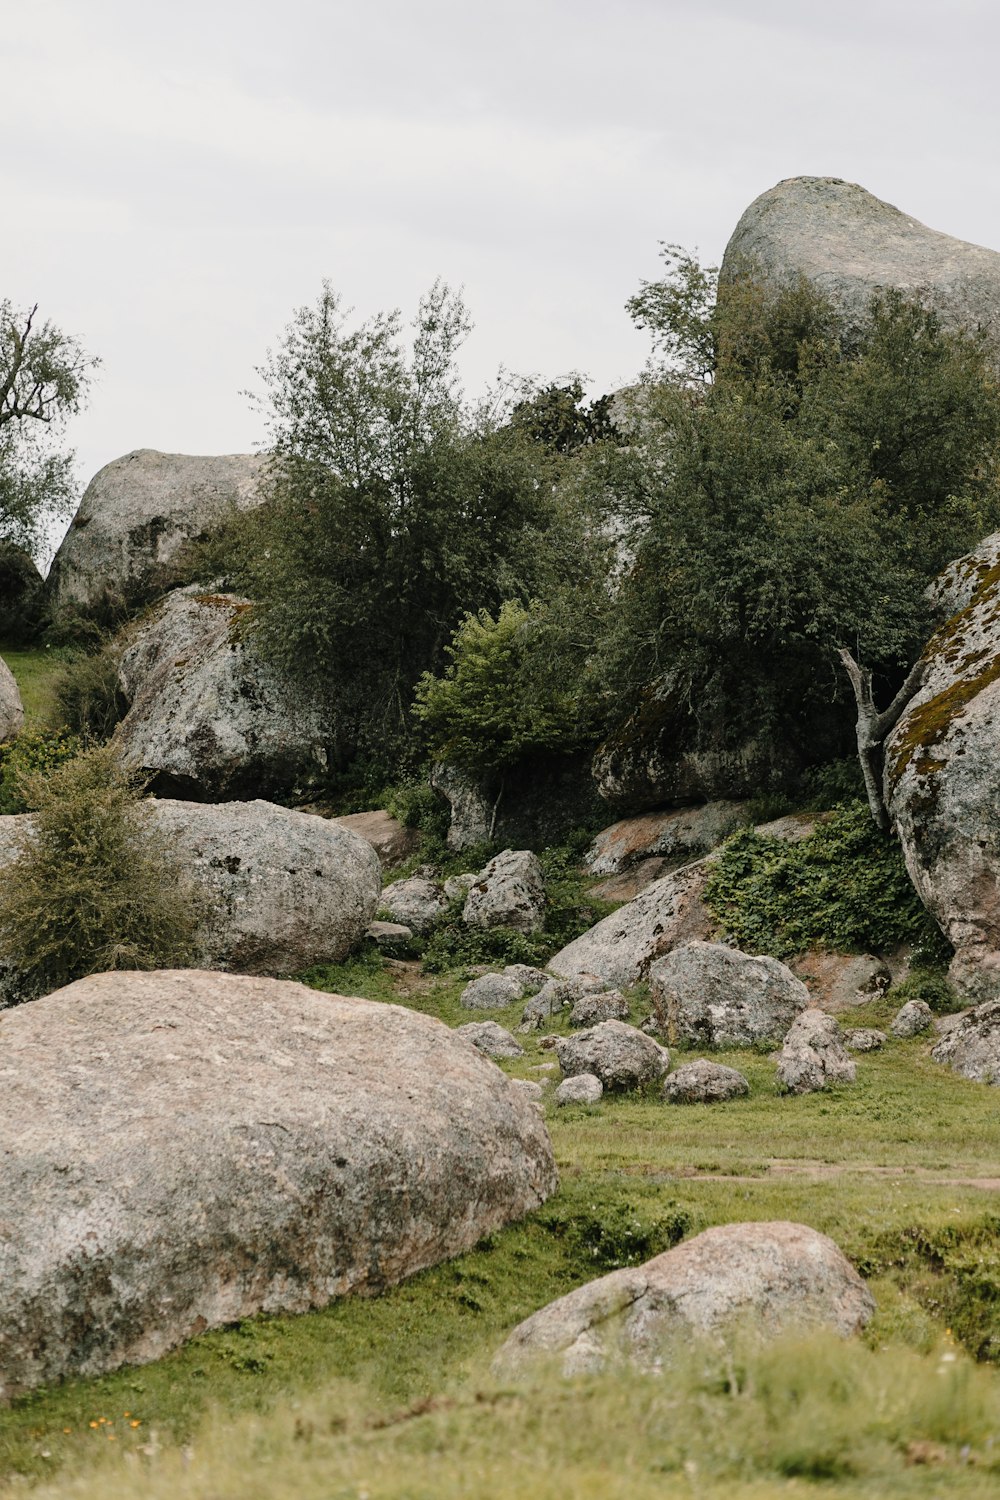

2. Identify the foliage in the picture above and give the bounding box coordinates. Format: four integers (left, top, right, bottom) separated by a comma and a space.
508, 376, 619, 452
0, 300, 97, 556
0, 745, 198, 1000
537, 1195, 691, 1270
413, 600, 592, 770
421, 918, 547, 973
886, 969, 961, 1015
0, 726, 81, 813
626, 242, 719, 384
703, 801, 949, 959
48, 644, 128, 743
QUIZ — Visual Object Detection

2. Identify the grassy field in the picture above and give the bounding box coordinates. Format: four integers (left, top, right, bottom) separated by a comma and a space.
3, 959, 1000, 1497
0, 643, 66, 727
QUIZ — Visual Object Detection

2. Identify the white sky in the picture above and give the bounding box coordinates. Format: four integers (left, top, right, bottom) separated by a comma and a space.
6, 0, 1000, 557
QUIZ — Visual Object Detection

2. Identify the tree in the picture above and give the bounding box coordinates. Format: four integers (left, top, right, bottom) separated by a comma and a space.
0, 301, 97, 555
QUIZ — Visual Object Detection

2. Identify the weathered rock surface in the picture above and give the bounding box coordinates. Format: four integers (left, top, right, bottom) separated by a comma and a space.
332, 811, 420, 870
47, 449, 267, 617
366, 921, 413, 957
555, 1073, 604, 1106
777, 1010, 857, 1094
931, 1000, 1000, 1083
549, 859, 714, 989
890, 999, 934, 1038
721, 177, 1000, 361
0, 970, 557, 1399
455, 1020, 525, 1059
649, 941, 810, 1049
568, 989, 630, 1028
844, 1028, 887, 1053
430, 761, 493, 851
0, 544, 44, 644
112, 588, 327, 800
885, 536, 1000, 1000
0, 657, 24, 743
460, 971, 526, 1011
662, 1059, 750, 1104
463, 849, 546, 935
443, 872, 478, 903
380, 875, 447, 935
519, 976, 603, 1032
555, 1020, 668, 1092
584, 803, 747, 876
494, 1220, 874, 1375
790, 951, 892, 1013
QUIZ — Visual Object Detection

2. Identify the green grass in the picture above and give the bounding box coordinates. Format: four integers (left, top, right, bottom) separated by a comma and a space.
4, 960, 1000, 1496
0, 643, 67, 727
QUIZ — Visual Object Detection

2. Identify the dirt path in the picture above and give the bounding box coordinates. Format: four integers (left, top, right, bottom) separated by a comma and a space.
672, 1158, 1000, 1190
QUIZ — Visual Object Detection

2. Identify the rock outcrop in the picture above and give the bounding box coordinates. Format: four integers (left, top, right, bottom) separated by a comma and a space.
0, 969, 557, 1399
112, 588, 328, 801
584, 803, 747, 877
555, 1020, 668, 1092
776, 1010, 857, 1094
931, 1000, 1000, 1083
331, 811, 420, 870
494, 1220, 874, 1375
47, 449, 267, 617
649, 941, 810, 1048
0, 657, 24, 743
885, 534, 1000, 999
463, 849, 546, 935
721, 177, 1000, 362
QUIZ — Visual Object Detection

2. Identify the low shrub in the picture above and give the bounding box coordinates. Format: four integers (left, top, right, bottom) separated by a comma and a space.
47, 645, 128, 743
0, 744, 199, 1002
538, 1195, 692, 1272
0, 727, 81, 814
703, 800, 950, 960
887, 969, 961, 1015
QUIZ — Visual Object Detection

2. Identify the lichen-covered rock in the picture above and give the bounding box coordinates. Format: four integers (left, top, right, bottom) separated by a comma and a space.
555, 1020, 668, 1092
0, 656, 24, 743
0, 969, 557, 1399
366, 920, 413, 956
47, 449, 267, 617
443, 872, 478, 902
662, 1059, 749, 1104
584, 803, 747, 876
890, 999, 934, 1038
555, 1073, 604, 1106
777, 1010, 857, 1094
494, 1220, 874, 1375
844, 1028, 887, 1052
568, 989, 630, 1028
649, 941, 810, 1049
885, 535, 1000, 1000
332, 811, 420, 870
112, 587, 327, 800
931, 1000, 1000, 1083
549, 859, 714, 989
463, 849, 546, 935
519, 976, 603, 1032
721, 177, 1000, 362
430, 761, 493, 851
460, 971, 526, 1011
380, 875, 447, 935
455, 1020, 525, 1059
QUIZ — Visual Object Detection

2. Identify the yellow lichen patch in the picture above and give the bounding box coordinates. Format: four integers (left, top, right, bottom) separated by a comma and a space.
890, 651, 1000, 789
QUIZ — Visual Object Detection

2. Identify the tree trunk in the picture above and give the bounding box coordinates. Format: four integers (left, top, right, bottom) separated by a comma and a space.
838, 648, 925, 831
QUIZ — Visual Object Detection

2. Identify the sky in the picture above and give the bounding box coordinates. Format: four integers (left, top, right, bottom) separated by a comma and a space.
6, 0, 1000, 559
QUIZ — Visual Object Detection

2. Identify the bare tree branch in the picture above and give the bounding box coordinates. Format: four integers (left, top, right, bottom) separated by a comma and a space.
838, 647, 925, 832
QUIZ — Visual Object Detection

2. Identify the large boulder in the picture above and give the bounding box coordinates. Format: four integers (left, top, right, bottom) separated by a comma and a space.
885, 535, 1000, 999
112, 587, 327, 800
0, 657, 24, 743
463, 849, 546, 935
649, 941, 810, 1049
0, 800, 381, 981
549, 859, 714, 989
776, 1010, 857, 1095
379, 875, 447, 935
331, 810, 420, 870
430, 761, 493, 851
662, 1059, 750, 1104
555, 1020, 668, 1092
584, 802, 747, 877
931, 1000, 1000, 1083
495, 1220, 874, 1375
721, 177, 1000, 362
47, 449, 267, 618
0, 544, 45, 644
0, 969, 557, 1399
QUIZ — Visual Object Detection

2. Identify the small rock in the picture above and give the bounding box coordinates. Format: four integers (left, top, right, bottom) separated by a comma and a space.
380, 876, 447, 935
443, 872, 478, 903
890, 999, 934, 1038
463, 849, 546, 935
843, 1028, 887, 1053
568, 989, 630, 1028
640, 1013, 665, 1038
777, 1009, 857, 1094
511, 1079, 545, 1101
455, 1021, 524, 1059
538, 1034, 559, 1051
366, 920, 413, 957
555, 1074, 604, 1106
662, 1059, 749, 1104
503, 964, 550, 996
556, 1020, 669, 1092
460, 972, 526, 1011
528, 1062, 559, 1075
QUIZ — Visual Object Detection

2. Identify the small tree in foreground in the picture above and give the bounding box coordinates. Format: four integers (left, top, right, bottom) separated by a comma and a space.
0, 746, 199, 1002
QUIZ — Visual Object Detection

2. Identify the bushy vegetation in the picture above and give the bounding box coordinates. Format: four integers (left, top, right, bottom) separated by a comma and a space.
47, 642, 128, 743
703, 801, 951, 960
0, 725, 80, 813
0, 744, 198, 1000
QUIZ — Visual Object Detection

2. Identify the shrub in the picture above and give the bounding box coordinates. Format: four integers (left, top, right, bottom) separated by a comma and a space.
703, 801, 950, 960
48, 644, 128, 742
0, 727, 81, 813
0, 744, 199, 1002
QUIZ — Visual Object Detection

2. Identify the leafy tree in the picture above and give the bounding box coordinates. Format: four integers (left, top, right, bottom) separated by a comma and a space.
0, 301, 96, 555
508, 378, 619, 453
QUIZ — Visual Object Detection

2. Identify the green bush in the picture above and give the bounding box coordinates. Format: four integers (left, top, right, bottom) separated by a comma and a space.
421, 919, 547, 973
887, 969, 961, 1015
703, 801, 950, 960
48, 644, 128, 742
0, 744, 199, 1001
538, 1195, 692, 1271
0, 727, 81, 813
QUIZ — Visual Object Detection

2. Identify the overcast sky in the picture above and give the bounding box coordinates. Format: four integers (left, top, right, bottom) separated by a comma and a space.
6, 0, 1000, 556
